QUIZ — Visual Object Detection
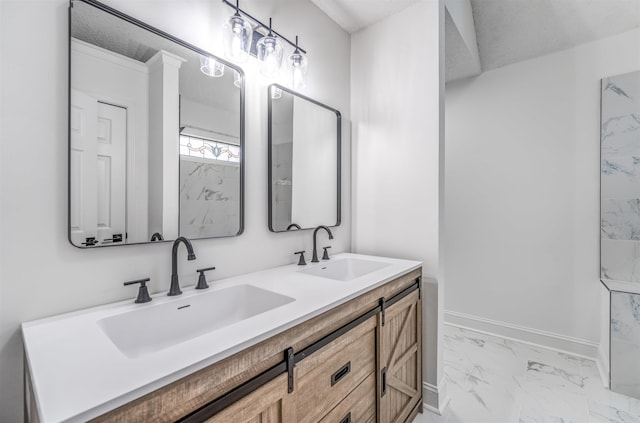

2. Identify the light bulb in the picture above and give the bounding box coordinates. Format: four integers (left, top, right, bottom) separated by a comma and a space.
257, 35, 283, 77
289, 50, 308, 90
200, 55, 224, 77
223, 13, 253, 63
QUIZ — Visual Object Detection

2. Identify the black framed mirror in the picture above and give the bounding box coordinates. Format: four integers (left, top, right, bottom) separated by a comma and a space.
69, 0, 244, 248
268, 84, 341, 232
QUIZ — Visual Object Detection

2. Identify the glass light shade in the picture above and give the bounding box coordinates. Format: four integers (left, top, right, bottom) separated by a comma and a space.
271, 86, 282, 99
200, 55, 224, 77
288, 49, 308, 90
257, 35, 284, 77
222, 13, 253, 63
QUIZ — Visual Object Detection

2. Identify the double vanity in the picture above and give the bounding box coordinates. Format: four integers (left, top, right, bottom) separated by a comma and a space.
23, 253, 423, 422
29, 1, 426, 421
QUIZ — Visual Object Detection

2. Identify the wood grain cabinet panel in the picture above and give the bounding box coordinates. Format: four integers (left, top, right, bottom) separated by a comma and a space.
318, 373, 376, 423
292, 316, 376, 423
379, 290, 423, 423
203, 373, 294, 423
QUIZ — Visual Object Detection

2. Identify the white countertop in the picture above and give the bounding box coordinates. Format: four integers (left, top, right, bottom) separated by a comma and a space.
22, 253, 421, 422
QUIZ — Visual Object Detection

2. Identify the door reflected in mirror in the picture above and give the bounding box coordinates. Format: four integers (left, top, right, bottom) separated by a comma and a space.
69, 0, 244, 248
268, 84, 341, 232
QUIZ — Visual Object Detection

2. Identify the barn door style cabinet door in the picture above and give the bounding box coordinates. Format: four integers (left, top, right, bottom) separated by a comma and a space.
379, 289, 423, 423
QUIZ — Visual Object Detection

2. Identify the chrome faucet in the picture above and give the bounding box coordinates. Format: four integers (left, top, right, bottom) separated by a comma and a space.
168, 237, 196, 296
311, 225, 334, 263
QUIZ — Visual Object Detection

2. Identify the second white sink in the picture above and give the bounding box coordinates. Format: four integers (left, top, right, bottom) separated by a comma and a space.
300, 257, 391, 281
98, 284, 294, 358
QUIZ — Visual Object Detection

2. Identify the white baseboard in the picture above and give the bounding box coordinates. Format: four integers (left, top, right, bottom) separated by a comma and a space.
596, 342, 610, 388
423, 377, 450, 416
444, 310, 600, 359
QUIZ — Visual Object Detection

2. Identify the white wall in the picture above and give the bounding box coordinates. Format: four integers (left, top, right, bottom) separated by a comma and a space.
0, 1, 350, 421
351, 0, 446, 411
445, 28, 640, 355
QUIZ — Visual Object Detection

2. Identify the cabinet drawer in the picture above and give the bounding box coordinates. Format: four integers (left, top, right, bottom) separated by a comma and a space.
293, 316, 376, 423
203, 373, 292, 423
319, 372, 376, 423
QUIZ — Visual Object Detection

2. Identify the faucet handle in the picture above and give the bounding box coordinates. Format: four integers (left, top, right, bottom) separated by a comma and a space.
124, 278, 152, 304
196, 266, 215, 290
322, 246, 332, 260
294, 251, 307, 266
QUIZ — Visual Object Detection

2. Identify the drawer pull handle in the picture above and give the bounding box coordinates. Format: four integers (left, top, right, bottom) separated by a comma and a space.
340, 412, 352, 423
331, 361, 351, 386
381, 367, 387, 397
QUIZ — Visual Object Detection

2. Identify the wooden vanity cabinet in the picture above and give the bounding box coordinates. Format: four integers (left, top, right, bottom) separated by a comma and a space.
379, 289, 423, 423
83, 268, 422, 423
203, 374, 293, 423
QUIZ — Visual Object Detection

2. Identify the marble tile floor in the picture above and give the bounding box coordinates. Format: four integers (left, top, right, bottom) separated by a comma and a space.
412, 325, 640, 423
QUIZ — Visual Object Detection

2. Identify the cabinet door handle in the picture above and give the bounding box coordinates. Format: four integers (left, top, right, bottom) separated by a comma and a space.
381, 367, 387, 397
340, 412, 352, 423
331, 361, 351, 386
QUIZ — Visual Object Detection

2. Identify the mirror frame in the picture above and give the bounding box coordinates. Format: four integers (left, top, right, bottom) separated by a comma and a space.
68, 0, 245, 248
267, 84, 341, 232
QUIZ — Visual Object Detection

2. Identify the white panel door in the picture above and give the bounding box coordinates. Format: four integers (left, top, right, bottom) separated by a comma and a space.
96, 102, 127, 244
70, 90, 127, 246
70, 89, 98, 246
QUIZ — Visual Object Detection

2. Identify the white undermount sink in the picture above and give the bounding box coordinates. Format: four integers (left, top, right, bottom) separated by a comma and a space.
98, 284, 294, 358
299, 257, 391, 281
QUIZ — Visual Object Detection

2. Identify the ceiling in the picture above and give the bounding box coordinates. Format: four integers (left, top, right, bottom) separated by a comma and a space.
312, 0, 640, 83
72, 0, 240, 113
310, 0, 422, 33
470, 0, 640, 74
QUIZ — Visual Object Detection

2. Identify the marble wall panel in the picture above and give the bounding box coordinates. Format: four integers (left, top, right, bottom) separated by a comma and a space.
611, 291, 640, 399
179, 159, 240, 238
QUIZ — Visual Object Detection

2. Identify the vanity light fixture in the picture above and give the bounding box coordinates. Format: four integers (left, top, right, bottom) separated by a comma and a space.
288, 36, 308, 90
221, 0, 308, 88
200, 55, 225, 77
222, 0, 253, 63
256, 18, 284, 77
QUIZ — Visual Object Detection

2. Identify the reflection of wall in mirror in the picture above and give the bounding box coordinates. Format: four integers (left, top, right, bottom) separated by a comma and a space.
601, 71, 640, 283
271, 97, 294, 231
70, 38, 149, 244
147, 50, 185, 242
180, 98, 239, 145
291, 98, 337, 228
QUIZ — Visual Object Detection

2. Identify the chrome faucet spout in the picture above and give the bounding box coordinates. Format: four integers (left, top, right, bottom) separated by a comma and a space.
168, 237, 196, 296
312, 225, 334, 263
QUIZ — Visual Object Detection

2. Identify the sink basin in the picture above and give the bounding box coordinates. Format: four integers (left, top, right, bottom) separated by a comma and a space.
98, 285, 294, 358
299, 258, 391, 281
